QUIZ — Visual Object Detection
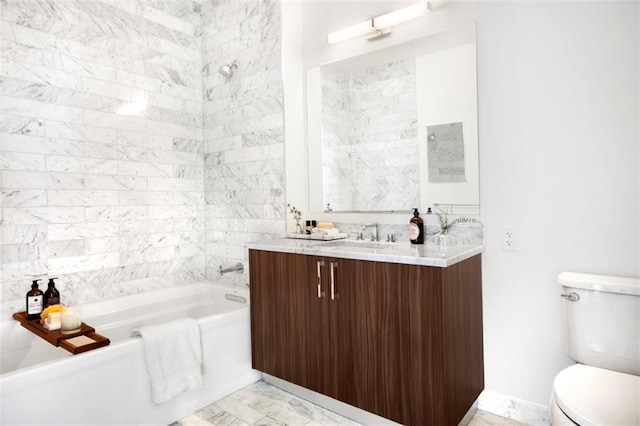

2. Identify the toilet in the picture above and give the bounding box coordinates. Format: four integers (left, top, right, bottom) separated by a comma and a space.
550, 272, 640, 425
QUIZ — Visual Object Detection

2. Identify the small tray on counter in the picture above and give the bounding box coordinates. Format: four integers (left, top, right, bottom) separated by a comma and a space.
286, 233, 348, 241
13, 311, 110, 355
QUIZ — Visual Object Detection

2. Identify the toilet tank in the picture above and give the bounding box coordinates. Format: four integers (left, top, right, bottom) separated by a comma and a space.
559, 272, 640, 376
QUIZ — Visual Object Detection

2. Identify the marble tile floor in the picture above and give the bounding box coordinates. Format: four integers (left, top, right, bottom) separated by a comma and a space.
172, 380, 525, 426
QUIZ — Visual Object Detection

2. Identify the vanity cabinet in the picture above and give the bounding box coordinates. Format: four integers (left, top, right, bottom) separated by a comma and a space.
249, 249, 484, 425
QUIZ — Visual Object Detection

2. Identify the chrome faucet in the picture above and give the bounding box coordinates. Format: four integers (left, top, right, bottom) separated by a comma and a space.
219, 262, 244, 276
361, 223, 378, 242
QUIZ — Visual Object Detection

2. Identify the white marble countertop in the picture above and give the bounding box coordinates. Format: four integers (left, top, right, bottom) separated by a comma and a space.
245, 238, 484, 268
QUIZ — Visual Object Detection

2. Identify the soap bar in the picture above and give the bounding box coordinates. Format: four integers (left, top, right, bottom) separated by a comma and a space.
315, 222, 334, 229
44, 312, 61, 331
64, 335, 96, 347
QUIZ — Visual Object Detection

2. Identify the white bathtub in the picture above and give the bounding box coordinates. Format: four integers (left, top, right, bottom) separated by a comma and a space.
0, 282, 261, 425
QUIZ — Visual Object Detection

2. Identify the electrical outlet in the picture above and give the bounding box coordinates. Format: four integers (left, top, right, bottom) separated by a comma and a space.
502, 228, 516, 250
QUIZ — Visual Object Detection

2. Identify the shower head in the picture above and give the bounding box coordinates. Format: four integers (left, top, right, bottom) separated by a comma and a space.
218, 60, 238, 78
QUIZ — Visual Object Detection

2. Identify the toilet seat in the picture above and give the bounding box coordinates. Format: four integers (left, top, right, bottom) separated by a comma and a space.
552, 364, 640, 426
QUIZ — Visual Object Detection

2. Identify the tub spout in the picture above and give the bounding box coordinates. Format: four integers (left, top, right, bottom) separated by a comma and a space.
219, 262, 244, 276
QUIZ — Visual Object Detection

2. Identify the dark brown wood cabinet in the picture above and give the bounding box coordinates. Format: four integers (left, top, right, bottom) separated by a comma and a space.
249, 249, 484, 425
248, 250, 331, 395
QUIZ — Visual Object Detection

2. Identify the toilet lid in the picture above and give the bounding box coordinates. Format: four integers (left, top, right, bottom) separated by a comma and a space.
553, 364, 640, 426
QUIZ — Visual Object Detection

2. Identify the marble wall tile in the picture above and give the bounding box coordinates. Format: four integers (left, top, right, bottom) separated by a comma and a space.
45, 156, 119, 174
117, 160, 173, 177
322, 57, 419, 212
1, 95, 85, 123
1, 242, 45, 264
47, 222, 119, 241
84, 175, 148, 191
85, 206, 149, 222
48, 252, 120, 275
148, 205, 199, 220
2, 170, 82, 189
1, 189, 47, 207
0, 151, 46, 170
0, 113, 45, 135
2, 207, 85, 224
2, 260, 48, 282
85, 237, 121, 254
47, 190, 119, 206
84, 142, 141, 161
147, 118, 199, 139
44, 121, 87, 140
0, 0, 204, 313
201, 0, 284, 281
0, 57, 84, 91
0, 0, 282, 311
147, 177, 201, 192
118, 190, 197, 206
0, 133, 85, 156
47, 239, 87, 259
143, 5, 196, 37
1, 224, 48, 245
84, 110, 147, 132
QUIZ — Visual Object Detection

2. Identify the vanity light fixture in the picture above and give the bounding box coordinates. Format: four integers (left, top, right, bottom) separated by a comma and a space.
373, 1, 431, 30
326, 19, 378, 44
326, 1, 431, 44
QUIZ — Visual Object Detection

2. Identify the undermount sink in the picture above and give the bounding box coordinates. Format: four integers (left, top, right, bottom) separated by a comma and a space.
320, 240, 409, 252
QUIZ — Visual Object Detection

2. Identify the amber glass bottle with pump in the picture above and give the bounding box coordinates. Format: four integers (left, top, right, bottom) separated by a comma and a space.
26, 279, 44, 320
44, 277, 60, 308
409, 208, 424, 244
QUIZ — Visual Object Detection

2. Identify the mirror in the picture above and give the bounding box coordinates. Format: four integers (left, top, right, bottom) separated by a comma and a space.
306, 24, 479, 214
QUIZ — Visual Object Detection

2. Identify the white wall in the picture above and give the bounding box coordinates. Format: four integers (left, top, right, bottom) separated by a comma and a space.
477, 0, 639, 407
417, 42, 479, 209
284, 0, 639, 414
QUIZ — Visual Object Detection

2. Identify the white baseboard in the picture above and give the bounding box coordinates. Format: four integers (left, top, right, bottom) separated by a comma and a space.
478, 390, 550, 425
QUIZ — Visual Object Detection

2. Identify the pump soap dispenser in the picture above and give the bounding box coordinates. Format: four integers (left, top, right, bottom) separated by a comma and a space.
44, 278, 60, 308
26, 279, 44, 320
409, 208, 424, 244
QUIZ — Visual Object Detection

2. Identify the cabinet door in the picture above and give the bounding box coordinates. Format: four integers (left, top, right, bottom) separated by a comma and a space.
249, 250, 331, 395
329, 258, 404, 424
398, 263, 447, 425
399, 255, 484, 425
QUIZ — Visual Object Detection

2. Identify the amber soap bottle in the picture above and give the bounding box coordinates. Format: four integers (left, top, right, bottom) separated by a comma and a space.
44, 277, 61, 308
409, 208, 424, 244
26, 279, 44, 320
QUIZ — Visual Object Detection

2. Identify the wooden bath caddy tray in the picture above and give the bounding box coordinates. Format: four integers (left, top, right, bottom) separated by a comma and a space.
13, 311, 110, 355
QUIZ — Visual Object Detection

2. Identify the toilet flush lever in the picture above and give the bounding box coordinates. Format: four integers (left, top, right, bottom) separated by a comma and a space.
560, 292, 580, 302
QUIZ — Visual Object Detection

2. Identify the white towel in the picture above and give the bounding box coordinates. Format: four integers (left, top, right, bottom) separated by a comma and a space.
132, 317, 203, 404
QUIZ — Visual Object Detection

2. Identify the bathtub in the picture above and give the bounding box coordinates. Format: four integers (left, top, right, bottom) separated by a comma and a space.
0, 282, 261, 425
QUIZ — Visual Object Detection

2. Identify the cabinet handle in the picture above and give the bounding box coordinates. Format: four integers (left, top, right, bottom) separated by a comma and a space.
316, 260, 325, 298
330, 262, 338, 300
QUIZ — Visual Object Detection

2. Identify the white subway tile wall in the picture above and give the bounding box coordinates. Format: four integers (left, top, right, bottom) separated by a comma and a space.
0, 0, 271, 313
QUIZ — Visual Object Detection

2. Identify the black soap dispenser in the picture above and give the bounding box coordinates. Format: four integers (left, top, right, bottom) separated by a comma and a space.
44, 277, 61, 308
26, 279, 44, 320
